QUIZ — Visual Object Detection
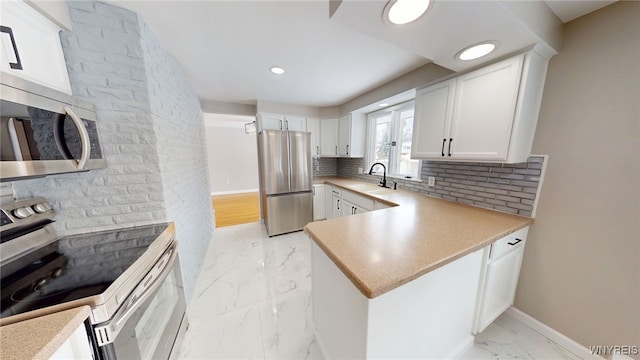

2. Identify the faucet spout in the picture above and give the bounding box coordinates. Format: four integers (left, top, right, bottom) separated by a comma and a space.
368, 162, 389, 188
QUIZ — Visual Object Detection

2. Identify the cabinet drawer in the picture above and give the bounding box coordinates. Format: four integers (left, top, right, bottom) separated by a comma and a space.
342, 190, 374, 211
490, 226, 528, 260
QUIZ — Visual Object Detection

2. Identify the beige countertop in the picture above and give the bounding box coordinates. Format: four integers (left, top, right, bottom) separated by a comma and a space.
306, 176, 533, 299
0, 306, 90, 360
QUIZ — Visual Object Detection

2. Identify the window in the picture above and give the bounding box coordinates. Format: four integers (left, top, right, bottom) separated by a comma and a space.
366, 101, 421, 179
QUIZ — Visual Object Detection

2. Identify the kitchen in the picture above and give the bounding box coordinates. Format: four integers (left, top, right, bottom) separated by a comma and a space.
0, 0, 638, 359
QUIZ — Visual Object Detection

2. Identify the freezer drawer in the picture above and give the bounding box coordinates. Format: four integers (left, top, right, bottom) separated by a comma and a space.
265, 192, 313, 236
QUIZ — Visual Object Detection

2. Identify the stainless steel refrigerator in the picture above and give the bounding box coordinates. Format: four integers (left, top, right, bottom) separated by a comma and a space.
258, 130, 313, 236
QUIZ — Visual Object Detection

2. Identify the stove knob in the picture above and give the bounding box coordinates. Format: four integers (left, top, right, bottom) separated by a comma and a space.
52, 268, 64, 278
13, 207, 34, 219
33, 202, 52, 213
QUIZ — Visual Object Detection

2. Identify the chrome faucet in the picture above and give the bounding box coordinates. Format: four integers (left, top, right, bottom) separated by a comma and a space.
368, 162, 390, 188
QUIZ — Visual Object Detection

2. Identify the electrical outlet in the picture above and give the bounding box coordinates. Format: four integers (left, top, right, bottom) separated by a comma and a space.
428, 176, 435, 187
358, 167, 363, 174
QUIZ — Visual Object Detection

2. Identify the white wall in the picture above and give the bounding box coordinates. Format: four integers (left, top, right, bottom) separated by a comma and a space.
204, 113, 259, 195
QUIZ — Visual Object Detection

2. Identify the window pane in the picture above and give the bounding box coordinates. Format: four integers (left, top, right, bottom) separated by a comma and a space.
396, 108, 419, 178
373, 114, 391, 169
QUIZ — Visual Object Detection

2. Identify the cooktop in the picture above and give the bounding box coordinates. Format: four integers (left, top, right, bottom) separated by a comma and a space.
0, 222, 171, 319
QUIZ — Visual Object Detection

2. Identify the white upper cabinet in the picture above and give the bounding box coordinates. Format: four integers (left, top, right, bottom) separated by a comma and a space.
320, 118, 339, 157
412, 79, 456, 158
412, 49, 549, 163
0, 0, 72, 94
307, 118, 320, 158
257, 113, 285, 131
320, 113, 366, 158
284, 115, 306, 131
257, 113, 307, 132
449, 55, 523, 160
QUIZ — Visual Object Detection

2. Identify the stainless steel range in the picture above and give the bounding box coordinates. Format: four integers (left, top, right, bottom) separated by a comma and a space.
0, 197, 188, 359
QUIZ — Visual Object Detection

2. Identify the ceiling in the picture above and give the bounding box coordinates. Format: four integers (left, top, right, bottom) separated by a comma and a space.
108, 0, 615, 109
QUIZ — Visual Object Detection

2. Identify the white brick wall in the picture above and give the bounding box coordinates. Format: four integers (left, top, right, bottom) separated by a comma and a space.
139, 18, 215, 303
11, 0, 214, 303
13, 1, 166, 233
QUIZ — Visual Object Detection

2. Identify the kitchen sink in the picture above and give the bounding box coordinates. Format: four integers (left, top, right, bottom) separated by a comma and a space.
366, 188, 394, 196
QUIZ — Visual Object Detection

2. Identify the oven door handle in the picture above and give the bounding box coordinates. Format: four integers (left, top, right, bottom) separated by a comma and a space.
63, 106, 91, 170
94, 242, 178, 347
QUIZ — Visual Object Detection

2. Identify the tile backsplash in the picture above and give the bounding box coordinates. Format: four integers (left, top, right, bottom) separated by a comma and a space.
313, 157, 337, 177
336, 156, 545, 217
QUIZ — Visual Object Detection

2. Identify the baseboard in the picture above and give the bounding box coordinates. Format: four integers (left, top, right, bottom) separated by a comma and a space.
211, 189, 259, 196
506, 307, 633, 360
448, 334, 475, 359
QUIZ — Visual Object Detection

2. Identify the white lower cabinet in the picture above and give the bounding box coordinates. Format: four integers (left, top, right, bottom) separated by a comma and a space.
322, 185, 394, 219
49, 322, 92, 360
473, 226, 529, 333
312, 184, 325, 220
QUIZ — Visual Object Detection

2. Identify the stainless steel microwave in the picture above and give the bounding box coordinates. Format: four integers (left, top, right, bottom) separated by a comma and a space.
1, 72, 106, 181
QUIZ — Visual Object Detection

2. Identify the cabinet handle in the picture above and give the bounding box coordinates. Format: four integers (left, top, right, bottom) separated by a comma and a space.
346, 144, 349, 155
337, 199, 340, 210
285, 120, 289, 130
508, 238, 523, 246
313, 186, 315, 195
352, 206, 356, 215
448, 138, 453, 156
441, 138, 446, 157
0, 26, 23, 70
335, 146, 338, 155
316, 145, 319, 155
279, 119, 283, 130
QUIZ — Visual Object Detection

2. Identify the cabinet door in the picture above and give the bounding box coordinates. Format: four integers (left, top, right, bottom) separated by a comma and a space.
338, 115, 352, 156
320, 118, 339, 157
312, 184, 325, 220
449, 55, 524, 161
412, 79, 456, 159
332, 194, 343, 218
0, 1, 71, 94
307, 118, 320, 157
285, 116, 307, 131
324, 186, 334, 219
258, 113, 285, 131
341, 199, 355, 216
476, 245, 525, 332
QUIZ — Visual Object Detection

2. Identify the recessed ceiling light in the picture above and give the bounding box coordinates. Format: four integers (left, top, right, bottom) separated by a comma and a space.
378, 103, 389, 107
456, 42, 497, 61
270, 66, 285, 75
384, 0, 431, 25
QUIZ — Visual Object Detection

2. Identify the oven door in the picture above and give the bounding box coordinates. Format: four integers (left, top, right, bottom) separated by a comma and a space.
92, 242, 186, 360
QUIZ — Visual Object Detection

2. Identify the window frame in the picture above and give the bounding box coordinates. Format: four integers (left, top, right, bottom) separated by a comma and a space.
365, 100, 421, 180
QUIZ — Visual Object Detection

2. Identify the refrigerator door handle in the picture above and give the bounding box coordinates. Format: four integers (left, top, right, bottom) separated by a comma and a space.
287, 132, 293, 191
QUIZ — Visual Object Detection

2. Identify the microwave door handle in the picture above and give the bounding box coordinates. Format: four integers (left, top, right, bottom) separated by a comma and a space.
93, 243, 179, 346
63, 106, 91, 169
53, 115, 72, 160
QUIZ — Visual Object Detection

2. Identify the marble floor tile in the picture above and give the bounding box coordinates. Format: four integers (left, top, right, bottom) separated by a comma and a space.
179, 222, 583, 360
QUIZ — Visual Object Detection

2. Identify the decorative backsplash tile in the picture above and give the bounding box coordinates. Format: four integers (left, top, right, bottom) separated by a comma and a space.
336, 156, 546, 217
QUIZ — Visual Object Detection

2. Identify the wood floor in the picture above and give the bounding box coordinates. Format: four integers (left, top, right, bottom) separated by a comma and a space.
211, 192, 260, 228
